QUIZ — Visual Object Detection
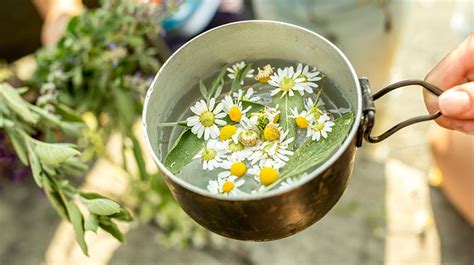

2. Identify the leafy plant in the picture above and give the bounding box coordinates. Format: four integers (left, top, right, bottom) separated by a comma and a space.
29, 0, 206, 252
0, 83, 132, 255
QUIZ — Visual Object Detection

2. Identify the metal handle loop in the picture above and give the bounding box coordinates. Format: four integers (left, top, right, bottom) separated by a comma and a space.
358, 79, 443, 145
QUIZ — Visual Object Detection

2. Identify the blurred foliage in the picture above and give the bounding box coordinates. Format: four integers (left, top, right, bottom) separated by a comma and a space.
0, 83, 132, 255
0, 0, 210, 254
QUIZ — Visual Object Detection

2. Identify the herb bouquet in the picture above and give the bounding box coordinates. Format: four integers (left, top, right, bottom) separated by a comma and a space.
1, 0, 207, 255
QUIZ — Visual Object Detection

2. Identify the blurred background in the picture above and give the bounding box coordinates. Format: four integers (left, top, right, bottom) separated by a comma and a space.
0, 0, 472, 264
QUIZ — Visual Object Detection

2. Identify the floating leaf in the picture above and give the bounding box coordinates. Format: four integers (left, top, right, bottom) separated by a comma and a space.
164, 129, 204, 175
208, 66, 227, 99
272, 93, 304, 148
34, 141, 80, 167
87, 198, 121, 216
85, 214, 99, 233
98, 216, 124, 242
67, 203, 89, 256
280, 112, 354, 179
230, 63, 253, 93
242, 100, 265, 114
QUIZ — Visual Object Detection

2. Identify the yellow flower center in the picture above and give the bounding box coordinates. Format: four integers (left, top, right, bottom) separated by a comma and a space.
222, 181, 235, 193
230, 162, 247, 177
295, 117, 309, 128
313, 122, 325, 132
239, 129, 259, 147
228, 106, 242, 122
199, 111, 215, 127
279, 77, 295, 92
229, 142, 244, 152
263, 124, 280, 141
259, 167, 279, 186
201, 148, 217, 161
255, 64, 273, 84
220, 125, 237, 140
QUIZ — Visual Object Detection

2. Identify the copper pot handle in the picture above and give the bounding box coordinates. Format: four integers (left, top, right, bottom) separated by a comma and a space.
357, 78, 443, 147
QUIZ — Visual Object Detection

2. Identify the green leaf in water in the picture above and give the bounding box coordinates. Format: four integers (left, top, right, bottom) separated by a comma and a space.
230, 63, 253, 93
164, 129, 204, 175
280, 112, 354, 180
87, 198, 121, 216
272, 93, 304, 147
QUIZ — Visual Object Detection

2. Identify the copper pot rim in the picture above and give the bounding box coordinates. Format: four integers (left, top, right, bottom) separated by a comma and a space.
142, 20, 362, 202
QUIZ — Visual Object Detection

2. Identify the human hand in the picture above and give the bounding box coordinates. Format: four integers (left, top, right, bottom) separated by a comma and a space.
424, 33, 474, 134
41, 0, 84, 45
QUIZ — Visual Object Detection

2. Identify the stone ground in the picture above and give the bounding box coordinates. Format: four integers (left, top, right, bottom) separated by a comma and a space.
0, 1, 473, 264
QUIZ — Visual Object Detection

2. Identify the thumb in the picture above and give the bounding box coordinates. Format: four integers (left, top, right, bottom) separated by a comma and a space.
438, 82, 474, 120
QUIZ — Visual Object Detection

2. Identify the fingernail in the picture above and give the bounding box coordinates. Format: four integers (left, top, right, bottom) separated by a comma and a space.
438, 90, 471, 115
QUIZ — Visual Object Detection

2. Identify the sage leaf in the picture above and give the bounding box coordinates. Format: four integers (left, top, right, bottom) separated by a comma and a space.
5, 128, 28, 165
130, 134, 148, 181
114, 88, 136, 127
98, 217, 124, 242
67, 203, 89, 256
26, 141, 43, 187
34, 141, 80, 167
85, 214, 99, 233
109, 208, 133, 222
0, 83, 39, 123
272, 93, 304, 147
281, 112, 354, 179
87, 198, 121, 216
164, 129, 204, 175
43, 178, 69, 220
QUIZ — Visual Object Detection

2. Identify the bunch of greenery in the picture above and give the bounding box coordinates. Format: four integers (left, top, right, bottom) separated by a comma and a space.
2, 0, 208, 255
0, 83, 132, 255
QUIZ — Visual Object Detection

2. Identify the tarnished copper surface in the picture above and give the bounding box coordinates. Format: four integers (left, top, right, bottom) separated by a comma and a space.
162, 139, 356, 240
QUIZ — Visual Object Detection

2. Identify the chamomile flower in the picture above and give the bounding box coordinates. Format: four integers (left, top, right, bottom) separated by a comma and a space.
224, 139, 254, 161
306, 113, 335, 141
194, 140, 227, 170
248, 130, 294, 168
227, 61, 255, 82
222, 95, 251, 124
248, 106, 280, 131
289, 107, 313, 129
233, 87, 260, 102
295, 63, 322, 93
268, 67, 306, 97
207, 175, 245, 196
220, 156, 248, 177
278, 177, 298, 190
255, 64, 274, 84
248, 164, 280, 186
187, 98, 226, 140
305, 97, 324, 120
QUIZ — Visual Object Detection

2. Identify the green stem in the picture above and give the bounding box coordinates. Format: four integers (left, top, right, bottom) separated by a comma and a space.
156, 121, 187, 127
